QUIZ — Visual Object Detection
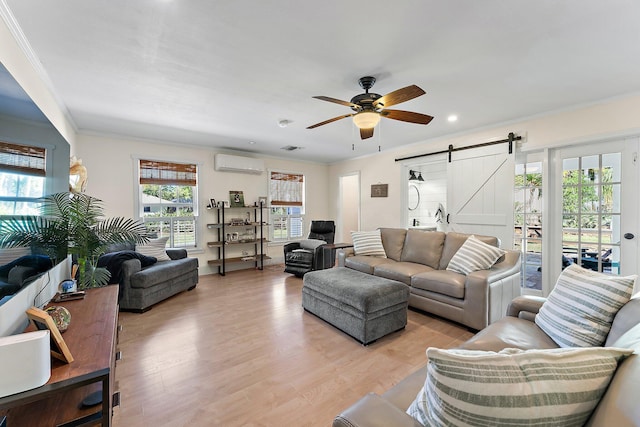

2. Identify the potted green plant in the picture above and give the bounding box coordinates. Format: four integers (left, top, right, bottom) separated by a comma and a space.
0, 192, 149, 288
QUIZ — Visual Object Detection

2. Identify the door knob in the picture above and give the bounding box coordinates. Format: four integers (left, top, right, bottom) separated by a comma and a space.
624, 233, 635, 240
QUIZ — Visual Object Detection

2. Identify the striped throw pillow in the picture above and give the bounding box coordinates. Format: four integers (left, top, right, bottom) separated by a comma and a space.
535, 263, 636, 347
351, 230, 386, 257
407, 346, 633, 427
136, 237, 171, 261
446, 235, 505, 275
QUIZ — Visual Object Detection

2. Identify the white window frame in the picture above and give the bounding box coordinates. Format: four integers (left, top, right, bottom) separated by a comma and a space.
268, 169, 305, 242
0, 141, 52, 216
133, 157, 200, 250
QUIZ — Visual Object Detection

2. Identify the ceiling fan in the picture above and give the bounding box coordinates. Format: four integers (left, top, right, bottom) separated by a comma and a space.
307, 76, 434, 140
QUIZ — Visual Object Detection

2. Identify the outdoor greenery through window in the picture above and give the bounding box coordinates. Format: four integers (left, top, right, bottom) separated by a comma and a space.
138, 159, 198, 248
269, 171, 304, 241
562, 154, 620, 274
514, 161, 543, 291
0, 141, 46, 215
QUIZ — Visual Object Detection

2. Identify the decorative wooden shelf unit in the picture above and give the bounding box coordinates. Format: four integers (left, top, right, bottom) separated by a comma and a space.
207, 203, 270, 275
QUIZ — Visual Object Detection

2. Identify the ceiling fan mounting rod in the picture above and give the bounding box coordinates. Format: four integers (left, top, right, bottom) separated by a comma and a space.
358, 76, 376, 93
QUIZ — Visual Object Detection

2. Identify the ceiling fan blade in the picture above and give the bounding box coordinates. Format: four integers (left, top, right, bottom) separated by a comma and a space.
312, 96, 358, 109
374, 85, 425, 108
360, 127, 374, 139
306, 114, 352, 129
381, 109, 434, 125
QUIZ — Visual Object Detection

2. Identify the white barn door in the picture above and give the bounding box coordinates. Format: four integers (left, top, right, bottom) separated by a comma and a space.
447, 144, 515, 249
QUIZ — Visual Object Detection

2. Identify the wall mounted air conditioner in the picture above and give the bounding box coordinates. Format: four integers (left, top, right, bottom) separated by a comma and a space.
214, 154, 265, 175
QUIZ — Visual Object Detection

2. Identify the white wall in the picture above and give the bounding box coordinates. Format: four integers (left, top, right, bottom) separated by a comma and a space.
75, 133, 330, 275
329, 94, 640, 232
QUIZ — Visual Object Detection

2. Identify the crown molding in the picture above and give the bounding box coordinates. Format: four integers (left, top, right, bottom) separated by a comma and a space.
0, 0, 78, 133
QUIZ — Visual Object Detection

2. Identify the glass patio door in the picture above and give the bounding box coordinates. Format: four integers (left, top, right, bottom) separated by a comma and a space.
558, 139, 638, 279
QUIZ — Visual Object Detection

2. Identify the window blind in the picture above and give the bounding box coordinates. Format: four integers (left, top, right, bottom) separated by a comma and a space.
270, 171, 304, 206
0, 141, 46, 176
139, 159, 197, 186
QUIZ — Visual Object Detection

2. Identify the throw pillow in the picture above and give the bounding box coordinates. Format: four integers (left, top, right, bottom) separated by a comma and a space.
446, 235, 505, 275
298, 239, 326, 251
535, 263, 636, 347
351, 230, 386, 257
406, 346, 633, 427
0, 246, 30, 266
136, 237, 171, 261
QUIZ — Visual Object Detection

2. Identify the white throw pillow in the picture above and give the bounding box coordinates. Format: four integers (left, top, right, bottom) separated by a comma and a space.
407, 346, 633, 427
535, 263, 636, 347
136, 237, 171, 261
351, 230, 386, 257
446, 235, 505, 275
0, 246, 31, 266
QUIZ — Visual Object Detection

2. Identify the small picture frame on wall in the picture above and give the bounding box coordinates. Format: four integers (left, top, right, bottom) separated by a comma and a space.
26, 306, 74, 364
229, 191, 245, 207
371, 184, 388, 198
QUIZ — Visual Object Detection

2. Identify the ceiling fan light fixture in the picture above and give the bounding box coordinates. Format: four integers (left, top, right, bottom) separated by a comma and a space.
352, 111, 380, 129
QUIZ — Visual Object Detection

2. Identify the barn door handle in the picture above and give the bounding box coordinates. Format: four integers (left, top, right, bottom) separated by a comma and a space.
446, 214, 450, 224
624, 233, 635, 240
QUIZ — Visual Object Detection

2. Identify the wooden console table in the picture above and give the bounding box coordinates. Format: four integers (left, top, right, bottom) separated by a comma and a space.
0, 286, 119, 426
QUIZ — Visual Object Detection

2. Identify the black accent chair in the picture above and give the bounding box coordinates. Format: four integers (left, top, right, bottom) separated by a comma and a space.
283, 220, 336, 277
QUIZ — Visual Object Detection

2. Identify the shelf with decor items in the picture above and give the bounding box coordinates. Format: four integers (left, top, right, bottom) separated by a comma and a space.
206, 203, 269, 275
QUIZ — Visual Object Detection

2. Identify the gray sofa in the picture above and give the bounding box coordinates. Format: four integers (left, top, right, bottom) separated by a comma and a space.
101, 243, 199, 312
337, 229, 521, 330
334, 295, 640, 427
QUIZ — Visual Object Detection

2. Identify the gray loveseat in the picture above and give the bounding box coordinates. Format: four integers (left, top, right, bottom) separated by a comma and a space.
334, 295, 640, 427
337, 229, 521, 330
100, 243, 199, 312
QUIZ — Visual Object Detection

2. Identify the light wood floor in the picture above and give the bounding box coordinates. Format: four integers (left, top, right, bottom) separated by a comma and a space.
112, 265, 473, 427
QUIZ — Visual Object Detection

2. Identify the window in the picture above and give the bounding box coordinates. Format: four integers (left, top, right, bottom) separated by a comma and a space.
269, 170, 305, 241
514, 160, 543, 291
137, 159, 198, 248
0, 141, 46, 215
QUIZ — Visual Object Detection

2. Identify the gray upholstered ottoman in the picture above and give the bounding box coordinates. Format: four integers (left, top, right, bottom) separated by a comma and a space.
302, 267, 409, 345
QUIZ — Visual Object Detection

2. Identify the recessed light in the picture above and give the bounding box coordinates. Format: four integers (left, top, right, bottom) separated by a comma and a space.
248, 141, 256, 145
447, 115, 458, 123
278, 119, 290, 128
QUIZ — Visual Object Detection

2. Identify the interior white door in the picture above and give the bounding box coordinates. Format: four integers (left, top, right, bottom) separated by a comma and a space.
447, 144, 515, 248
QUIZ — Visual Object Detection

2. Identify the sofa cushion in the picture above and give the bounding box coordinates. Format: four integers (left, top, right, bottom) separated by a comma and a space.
458, 316, 560, 352
446, 235, 506, 275
587, 323, 640, 427
407, 346, 633, 427
136, 237, 171, 261
439, 232, 498, 270
400, 230, 445, 269
379, 228, 407, 261
130, 257, 198, 289
351, 230, 386, 257
374, 262, 434, 286
535, 263, 636, 347
411, 270, 466, 299
8, 265, 36, 286
345, 256, 395, 275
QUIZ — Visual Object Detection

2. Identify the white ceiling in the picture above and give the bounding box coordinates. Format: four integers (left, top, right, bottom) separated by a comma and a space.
3, 1, 640, 163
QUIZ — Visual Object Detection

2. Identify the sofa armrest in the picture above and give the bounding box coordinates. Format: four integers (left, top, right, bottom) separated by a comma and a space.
333, 393, 422, 427
337, 247, 355, 267
507, 295, 546, 320
166, 248, 187, 260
